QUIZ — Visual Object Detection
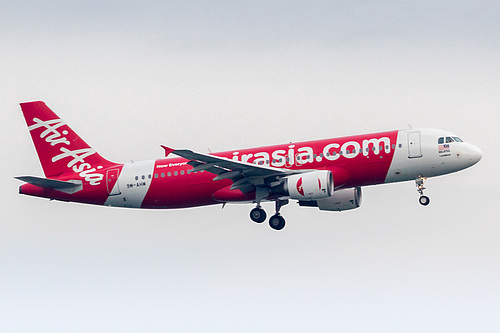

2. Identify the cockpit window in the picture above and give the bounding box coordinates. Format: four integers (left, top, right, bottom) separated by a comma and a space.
439, 136, 463, 144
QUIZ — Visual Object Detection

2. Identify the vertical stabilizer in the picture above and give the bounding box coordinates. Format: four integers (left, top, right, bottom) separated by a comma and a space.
20, 101, 118, 183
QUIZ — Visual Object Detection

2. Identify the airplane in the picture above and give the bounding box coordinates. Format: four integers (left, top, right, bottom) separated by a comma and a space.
16, 101, 482, 230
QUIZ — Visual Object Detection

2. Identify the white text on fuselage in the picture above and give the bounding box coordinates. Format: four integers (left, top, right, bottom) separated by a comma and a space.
157, 162, 188, 168
231, 137, 392, 167
28, 118, 104, 185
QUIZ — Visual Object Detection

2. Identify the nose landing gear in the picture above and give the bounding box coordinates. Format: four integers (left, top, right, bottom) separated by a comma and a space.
415, 176, 430, 206
419, 195, 430, 206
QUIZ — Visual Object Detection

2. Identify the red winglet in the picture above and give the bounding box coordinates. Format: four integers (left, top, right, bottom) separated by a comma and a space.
161, 145, 175, 157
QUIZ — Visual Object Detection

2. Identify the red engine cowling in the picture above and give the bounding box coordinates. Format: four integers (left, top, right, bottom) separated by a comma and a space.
316, 187, 362, 211
285, 170, 333, 200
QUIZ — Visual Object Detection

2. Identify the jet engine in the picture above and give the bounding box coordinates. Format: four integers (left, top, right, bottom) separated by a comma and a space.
298, 187, 362, 211
270, 170, 333, 200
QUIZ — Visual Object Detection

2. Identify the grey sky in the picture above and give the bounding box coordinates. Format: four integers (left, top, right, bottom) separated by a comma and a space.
1, 1, 499, 332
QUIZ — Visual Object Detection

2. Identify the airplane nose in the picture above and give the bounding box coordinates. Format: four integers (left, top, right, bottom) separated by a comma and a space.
466, 144, 482, 166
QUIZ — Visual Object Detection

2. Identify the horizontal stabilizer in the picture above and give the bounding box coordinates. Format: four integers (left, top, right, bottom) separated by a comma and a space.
15, 176, 83, 194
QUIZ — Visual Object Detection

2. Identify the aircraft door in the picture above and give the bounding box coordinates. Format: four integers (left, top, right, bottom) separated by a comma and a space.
408, 131, 423, 158
106, 168, 121, 195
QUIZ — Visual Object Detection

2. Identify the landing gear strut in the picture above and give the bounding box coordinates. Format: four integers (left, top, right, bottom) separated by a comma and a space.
269, 199, 289, 231
415, 176, 430, 206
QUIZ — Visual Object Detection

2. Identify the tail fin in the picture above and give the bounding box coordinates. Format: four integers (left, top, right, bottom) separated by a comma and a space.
20, 101, 118, 182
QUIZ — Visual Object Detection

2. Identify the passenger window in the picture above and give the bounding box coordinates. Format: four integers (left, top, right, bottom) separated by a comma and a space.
438, 137, 444, 144
161, 173, 165, 178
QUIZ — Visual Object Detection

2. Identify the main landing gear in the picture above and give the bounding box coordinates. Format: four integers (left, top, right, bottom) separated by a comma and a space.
250, 199, 289, 230
415, 176, 430, 206
250, 206, 266, 223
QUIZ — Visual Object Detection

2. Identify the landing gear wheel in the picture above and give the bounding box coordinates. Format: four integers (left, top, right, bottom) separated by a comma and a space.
415, 176, 430, 207
269, 214, 286, 231
250, 207, 267, 223
419, 195, 430, 206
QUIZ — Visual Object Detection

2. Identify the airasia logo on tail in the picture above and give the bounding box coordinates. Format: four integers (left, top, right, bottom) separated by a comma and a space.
29, 118, 104, 185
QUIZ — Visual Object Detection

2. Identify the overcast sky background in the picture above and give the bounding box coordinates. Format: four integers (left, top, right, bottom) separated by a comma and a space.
1, 1, 499, 332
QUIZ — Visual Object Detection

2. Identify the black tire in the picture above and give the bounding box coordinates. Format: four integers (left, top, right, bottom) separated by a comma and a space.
419, 195, 430, 206
250, 207, 266, 223
269, 214, 286, 230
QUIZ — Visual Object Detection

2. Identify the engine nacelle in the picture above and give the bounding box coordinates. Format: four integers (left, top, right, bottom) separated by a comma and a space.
299, 187, 362, 211
284, 170, 333, 200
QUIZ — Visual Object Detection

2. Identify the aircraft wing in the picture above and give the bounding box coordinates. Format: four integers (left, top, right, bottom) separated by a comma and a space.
166, 147, 300, 193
